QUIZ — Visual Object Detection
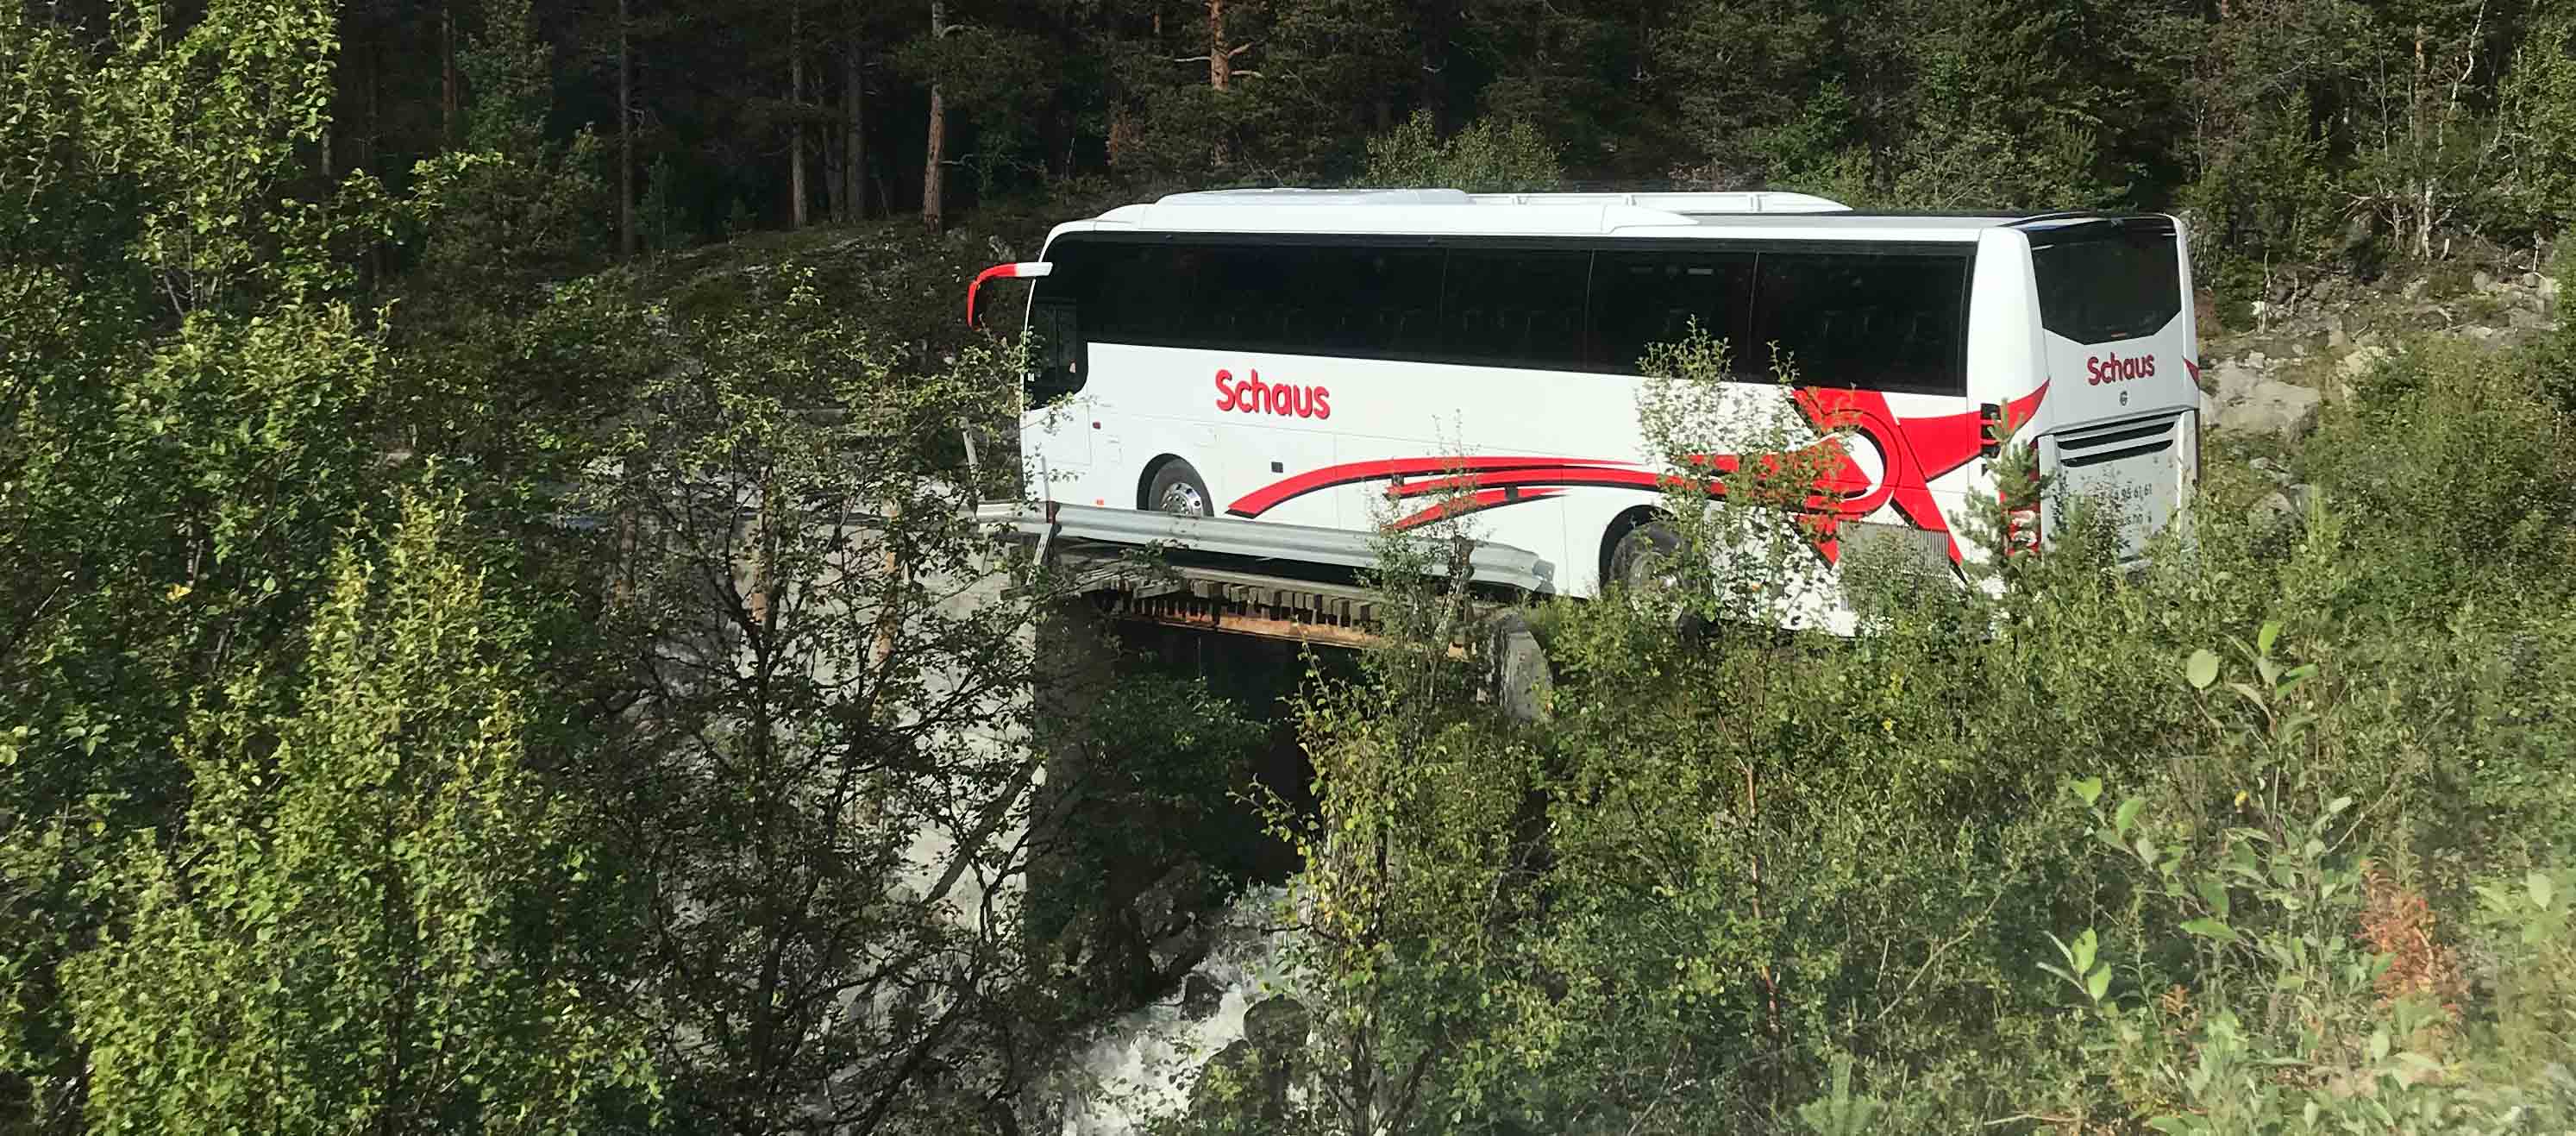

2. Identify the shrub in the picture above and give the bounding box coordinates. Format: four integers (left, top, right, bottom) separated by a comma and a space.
1355, 110, 1564, 192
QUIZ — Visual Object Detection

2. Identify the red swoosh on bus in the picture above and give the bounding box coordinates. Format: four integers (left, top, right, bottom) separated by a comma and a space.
1388, 487, 1567, 530
1225, 381, 2051, 565
1224, 455, 1637, 518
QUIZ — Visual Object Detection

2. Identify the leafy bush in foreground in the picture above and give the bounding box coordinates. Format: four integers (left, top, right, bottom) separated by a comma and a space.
1266, 330, 2576, 1134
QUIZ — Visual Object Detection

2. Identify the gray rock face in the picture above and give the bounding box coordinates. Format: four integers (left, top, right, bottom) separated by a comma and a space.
1185, 996, 1312, 1131
2253, 485, 2316, 530
1181, 973, 1224, 1020
1242, 995, 1309, 1050
2216, 380, 2323, 440
2208, 359, 2266, 405
2336, 345, 2392, 381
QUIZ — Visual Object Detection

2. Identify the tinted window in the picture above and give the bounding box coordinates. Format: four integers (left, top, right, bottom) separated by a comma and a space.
1027, 302, 1082, 402
1751, 252, 1967, 396
1268, 245, 1445, 355
1026, 242, 1106, 403
1438, 249, 1592, 368
1586, 250, 1757, 374
2029, 219, 2181, 343
1078, 240, 1445, 357
1079, 241, 1167, 343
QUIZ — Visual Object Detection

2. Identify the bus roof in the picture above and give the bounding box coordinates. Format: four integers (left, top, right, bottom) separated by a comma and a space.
1063, 188, 2128, 245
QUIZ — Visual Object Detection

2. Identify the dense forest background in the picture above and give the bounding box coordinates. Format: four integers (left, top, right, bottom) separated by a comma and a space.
7, 0, 2576, 1134
313, 0, 2576, 294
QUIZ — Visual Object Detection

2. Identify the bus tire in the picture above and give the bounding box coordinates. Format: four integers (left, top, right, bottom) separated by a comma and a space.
1606, 518, 1682, 597
1144, 459, 1213, 518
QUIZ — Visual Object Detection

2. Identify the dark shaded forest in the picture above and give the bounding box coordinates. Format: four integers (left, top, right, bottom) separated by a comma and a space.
316, 0, 2576, 290
6, 1, 2576, 1134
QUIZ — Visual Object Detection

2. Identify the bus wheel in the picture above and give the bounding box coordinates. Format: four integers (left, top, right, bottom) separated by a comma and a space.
1607, 518, 1682, 596
1146, 459, 1213, 518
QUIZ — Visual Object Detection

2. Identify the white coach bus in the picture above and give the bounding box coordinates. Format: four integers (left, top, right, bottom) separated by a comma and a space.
970, 187, 2200, 607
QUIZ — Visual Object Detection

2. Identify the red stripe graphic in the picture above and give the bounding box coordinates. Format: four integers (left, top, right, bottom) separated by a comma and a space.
1385, 467, 1665, 499
1219, 380, 2053, 568
1389, 487, 1565, 531
1225, 455, 1631, 518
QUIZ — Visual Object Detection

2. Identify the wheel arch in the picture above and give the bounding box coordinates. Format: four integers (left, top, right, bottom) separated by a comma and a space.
1138, 454, 1207, 512
1600, 504, 1672, 589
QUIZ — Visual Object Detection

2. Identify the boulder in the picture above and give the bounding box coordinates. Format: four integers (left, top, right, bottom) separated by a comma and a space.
2336, 345, 2391, 382
2510, 308, 2548, 331
2335, 345, 2392, 400
1183, 995, 1313, 1131
2247, 456, 2296, 486
2474, 270, 2494, 291
2215, 380, 2322, 441
1181, 973, 1225, 1020
2207, 359, 2266, 405
2253, 484, 2316, 530
1243, 995, 1309, 1051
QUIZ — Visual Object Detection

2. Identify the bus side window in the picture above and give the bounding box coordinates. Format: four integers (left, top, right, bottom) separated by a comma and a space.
1302, 246, 1443, 357
1585, 251, 1755, 375
1440, 249, 1590, 369
1752, 252, 1967, 396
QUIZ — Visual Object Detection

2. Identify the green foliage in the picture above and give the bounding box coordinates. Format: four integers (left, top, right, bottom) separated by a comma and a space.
1028, 672, 1268, 1011
1266, 314, 2576, 1133
2499, 14, 2576, 237
584, 268, 1060, 1132
1357, 110, 1565, 192
60, 489, 655, 1133
2, 3, 399, 1120
1796, 1055, 1887, 1136
2303, 336, 2576, 613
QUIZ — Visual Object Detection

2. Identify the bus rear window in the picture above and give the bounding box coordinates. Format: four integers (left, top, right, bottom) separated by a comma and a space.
2028, 220, 2181, 344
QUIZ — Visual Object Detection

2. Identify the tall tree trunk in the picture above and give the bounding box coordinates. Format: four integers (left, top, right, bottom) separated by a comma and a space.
1209, 0, 1230, 90
1416, 0, 1449, 129
367, 36, 385, 283
921, 0, 947, 233
843, 31, 865, 219
441, 2, 460, 146
791, 1, 810, 229
824, 127, 844, 223
618, 0, 636, 257
1208, 0, 1231, 167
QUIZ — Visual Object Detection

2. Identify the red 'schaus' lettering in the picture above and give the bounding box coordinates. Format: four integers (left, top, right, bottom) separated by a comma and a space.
1212, 367, 1331, 420
2085, 352, 2157, 386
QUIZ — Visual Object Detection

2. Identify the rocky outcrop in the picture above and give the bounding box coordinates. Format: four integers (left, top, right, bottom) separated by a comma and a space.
2198, 265, 2559, 440
1184, 995, 1313, 1131
2203, 352, 2323, 441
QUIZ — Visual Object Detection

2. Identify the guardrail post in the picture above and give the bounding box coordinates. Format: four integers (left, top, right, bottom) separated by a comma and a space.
1482, 610, 1551, 723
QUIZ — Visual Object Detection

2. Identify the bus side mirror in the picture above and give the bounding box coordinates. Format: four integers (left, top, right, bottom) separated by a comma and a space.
967, 261, 1053, 328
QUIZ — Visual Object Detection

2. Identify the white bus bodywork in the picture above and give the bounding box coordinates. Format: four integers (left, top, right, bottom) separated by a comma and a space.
978, 188, 2201, 630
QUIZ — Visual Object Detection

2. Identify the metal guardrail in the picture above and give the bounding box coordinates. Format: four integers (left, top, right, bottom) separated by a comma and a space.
975, 501, 1557, 595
